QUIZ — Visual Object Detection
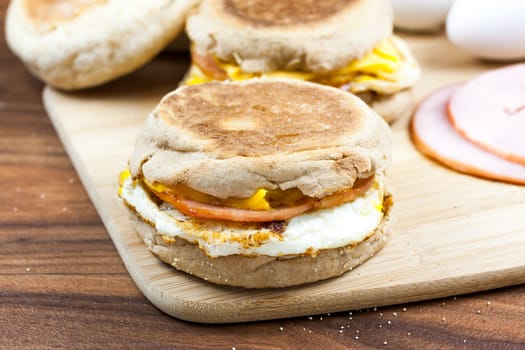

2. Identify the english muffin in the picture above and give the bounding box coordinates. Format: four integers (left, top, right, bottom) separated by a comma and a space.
119, 79, 393, 288
5, 0, 199, 90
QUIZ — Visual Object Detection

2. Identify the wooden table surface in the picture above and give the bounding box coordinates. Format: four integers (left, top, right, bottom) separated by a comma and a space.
1, 2, 525, 349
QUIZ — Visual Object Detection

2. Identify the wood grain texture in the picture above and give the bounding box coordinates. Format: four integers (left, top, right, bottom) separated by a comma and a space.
42, 34, 525, 323
1, 0, 525, 347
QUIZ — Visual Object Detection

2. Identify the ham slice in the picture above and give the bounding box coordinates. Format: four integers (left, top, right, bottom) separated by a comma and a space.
448, 64, 525, 165
411, 84, 525, 185
150, 176, 375, 222
155, 190, 315, 222
191, 51, 227, 80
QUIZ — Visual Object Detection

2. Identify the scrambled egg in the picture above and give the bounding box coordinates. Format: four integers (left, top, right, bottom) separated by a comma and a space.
185, 36, 420, 95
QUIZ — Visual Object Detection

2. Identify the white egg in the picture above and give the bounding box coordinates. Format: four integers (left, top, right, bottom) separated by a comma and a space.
391, 0, 455, 32
447, 0, 525, 60
119, 175, 384, 258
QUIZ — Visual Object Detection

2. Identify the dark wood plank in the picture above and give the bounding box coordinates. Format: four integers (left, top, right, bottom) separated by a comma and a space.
1, 1, 524, 348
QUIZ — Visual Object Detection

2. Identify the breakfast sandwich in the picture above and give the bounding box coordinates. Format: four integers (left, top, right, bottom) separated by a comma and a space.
5, 0, 199, 90
119, 79, 393, 288
182, 0, 421, 123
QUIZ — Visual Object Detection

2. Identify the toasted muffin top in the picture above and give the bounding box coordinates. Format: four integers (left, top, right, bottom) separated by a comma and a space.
130, 79, 391, 199
221, 0, 352, 27
157, 80, 368, 157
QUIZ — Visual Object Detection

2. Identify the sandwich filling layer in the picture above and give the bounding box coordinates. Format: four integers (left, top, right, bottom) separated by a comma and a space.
185, 36, 420, 95
119, 172, 386, 258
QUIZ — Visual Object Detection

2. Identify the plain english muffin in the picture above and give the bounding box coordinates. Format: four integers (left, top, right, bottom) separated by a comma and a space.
5, 0, 199, 90
119, 79, 393, 288
183, 0, 421, 123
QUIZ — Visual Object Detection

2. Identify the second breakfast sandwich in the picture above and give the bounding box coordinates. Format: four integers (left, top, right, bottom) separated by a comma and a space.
119, 79, 393, 288
183, 0, 421, 123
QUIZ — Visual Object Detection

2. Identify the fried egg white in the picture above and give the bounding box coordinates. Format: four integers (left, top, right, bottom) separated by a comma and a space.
120, 176, 385, 258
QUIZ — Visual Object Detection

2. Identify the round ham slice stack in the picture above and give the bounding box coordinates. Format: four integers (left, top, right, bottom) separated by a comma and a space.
411, 64, 525, 185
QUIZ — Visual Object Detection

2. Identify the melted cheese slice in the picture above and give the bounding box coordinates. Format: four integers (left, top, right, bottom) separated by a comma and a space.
185, 36, 420, 95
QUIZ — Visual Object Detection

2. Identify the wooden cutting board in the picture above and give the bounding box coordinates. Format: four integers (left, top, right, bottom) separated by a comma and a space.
43, 34, 525, 323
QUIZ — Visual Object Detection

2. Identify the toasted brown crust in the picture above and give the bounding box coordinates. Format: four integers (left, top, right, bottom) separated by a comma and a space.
130, 191, 393, 288
222, 0, 351, 27
23, 0, 107, 29
159, 80, 366, 157
130, 79, 391, 199
186, 0, 393, 73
